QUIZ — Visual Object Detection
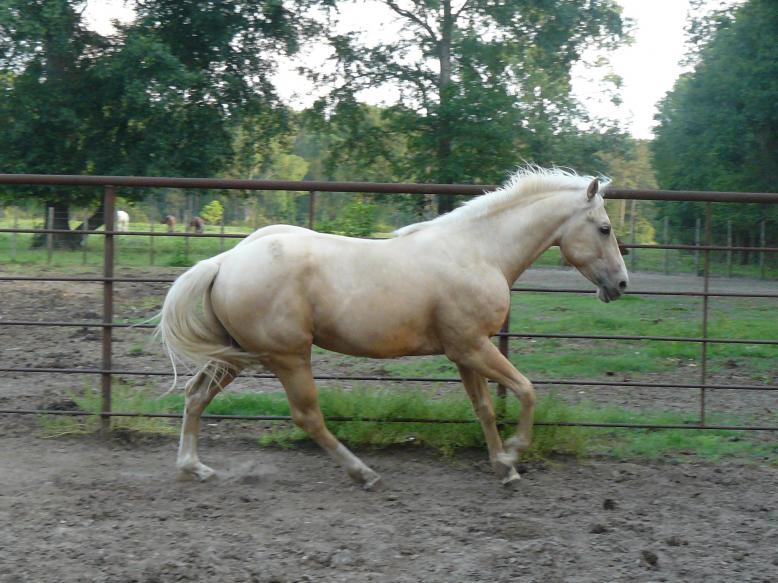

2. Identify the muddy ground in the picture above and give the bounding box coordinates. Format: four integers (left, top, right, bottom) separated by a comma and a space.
1, 265, 777, 582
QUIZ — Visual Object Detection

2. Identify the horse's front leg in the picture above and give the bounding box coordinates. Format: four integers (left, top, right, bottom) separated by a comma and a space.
451, 339, 536, 473
177, 364, 238, 481
457, 364, 521, 486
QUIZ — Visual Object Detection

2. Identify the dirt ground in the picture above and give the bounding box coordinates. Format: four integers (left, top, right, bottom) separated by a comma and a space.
1, 265, 778, 582
2, 414, 778, 583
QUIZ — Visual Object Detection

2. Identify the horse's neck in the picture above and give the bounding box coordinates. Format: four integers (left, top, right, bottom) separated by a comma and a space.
470, 190, 579, 284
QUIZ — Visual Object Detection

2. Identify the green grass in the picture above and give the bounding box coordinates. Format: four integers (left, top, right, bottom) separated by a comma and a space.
379, 291, 778, 382
40, 384, 778, 464
0, 224, 247, 269
39, 383, 178, 437
532, 245, 778, 280
3, 220, 777, 278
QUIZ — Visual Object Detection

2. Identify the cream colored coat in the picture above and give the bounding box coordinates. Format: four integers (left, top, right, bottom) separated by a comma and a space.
159, 168, 628, 489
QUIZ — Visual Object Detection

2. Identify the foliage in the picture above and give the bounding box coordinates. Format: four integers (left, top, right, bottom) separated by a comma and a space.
599, 140, 658, 237
199, 200, 224, 225
318, 197, 378, 237
652, 0, 778, 257
0, 0, 315, 232
310, 0, 632, 212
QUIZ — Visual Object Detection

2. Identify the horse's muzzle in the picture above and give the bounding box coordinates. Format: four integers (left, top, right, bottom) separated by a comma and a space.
597, 285, 623, 303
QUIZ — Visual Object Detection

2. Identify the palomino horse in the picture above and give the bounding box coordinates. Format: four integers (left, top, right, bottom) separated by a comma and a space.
158, 167, 628, 490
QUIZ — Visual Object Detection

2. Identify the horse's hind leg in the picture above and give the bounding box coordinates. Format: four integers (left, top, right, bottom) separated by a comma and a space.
177, 363, 239, 481
457, 365, 521, 486
270, 354, 382, 490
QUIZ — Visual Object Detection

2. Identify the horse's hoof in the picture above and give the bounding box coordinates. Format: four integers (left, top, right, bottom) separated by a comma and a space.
501, 469, 522, 488
362, 474, 383, 492
177, 463, 216, 482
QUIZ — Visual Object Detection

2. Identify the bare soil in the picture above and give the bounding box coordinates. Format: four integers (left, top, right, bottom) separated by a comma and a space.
1, 265, 778, 582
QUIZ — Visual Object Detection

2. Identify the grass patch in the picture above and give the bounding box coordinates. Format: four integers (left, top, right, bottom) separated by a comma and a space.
39, 384, 178, 437
38, 385, 777, 464
379, 288, 778, 381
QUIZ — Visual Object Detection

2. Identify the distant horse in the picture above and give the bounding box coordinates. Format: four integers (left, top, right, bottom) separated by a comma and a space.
161, 215, 177, 233
158, 167, 629, 490
189, 216, 205, 234
116, 210, 129, 232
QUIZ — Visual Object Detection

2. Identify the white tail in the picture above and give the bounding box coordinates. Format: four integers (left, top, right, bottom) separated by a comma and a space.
157, 259, 254, 387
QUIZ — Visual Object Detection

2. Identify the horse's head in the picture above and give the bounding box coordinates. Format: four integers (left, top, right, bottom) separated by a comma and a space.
558, 178, 629, 302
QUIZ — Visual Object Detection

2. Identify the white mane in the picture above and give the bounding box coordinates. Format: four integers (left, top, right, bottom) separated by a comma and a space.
394, 166, 606, 237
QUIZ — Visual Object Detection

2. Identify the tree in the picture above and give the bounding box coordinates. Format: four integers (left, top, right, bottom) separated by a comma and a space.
0, 0, 107, 244
598, 140, 657, 238
0, 0, 314, 244
652, 0, 778, 259
311, 0, 629, 213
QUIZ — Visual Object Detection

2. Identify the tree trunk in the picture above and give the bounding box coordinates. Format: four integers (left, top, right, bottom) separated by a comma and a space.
72, 202, 106, 241
739, 232, 750, 265
436, 0, 455, 216
31, 202, 75, 249
32, 201, 105, 249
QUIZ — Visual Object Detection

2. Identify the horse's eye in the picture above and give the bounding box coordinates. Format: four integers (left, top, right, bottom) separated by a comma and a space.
599, 225, 611, 235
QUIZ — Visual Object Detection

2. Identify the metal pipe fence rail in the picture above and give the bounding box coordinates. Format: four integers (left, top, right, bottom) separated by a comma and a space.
1, 173, 777, 433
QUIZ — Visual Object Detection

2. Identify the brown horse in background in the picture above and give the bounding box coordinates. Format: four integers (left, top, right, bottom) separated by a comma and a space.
189, 216, 205, 233
161, 215, 177, 233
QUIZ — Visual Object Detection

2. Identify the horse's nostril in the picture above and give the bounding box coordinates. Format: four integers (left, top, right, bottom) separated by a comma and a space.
618, 280, 627, 290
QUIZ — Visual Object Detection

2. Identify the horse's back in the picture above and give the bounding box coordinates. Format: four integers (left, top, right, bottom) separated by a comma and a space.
210, 230, 451, 357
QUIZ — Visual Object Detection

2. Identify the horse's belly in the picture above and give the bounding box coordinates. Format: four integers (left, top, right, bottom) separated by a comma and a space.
312, 320, 443, 358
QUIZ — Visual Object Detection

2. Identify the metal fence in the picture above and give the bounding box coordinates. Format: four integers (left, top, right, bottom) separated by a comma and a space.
1, 173, 777, 433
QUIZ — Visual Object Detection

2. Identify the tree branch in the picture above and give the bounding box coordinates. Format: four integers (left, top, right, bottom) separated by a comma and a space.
384, 0, 438, 42
453, 0, 474, 21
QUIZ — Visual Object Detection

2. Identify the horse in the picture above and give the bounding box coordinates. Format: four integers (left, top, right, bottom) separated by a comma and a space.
116, 210, 129, 232
158, 167, 629, 490
161, 215, 177, 233
189, 216, 205, 234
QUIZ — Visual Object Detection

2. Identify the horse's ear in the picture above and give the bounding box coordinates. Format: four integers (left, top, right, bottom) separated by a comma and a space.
586, 178, 599, 201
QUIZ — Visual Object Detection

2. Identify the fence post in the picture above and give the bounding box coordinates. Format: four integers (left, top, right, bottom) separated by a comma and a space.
663, 216, 669, 275
149, 219, 155, 266
220, 211, 225, 252
46, 206, 54, 265
700, 203, 712, 427
82, 210, 89, 265
694, 217, 701, 276
760, 219, 766, 279
308, 191, 316, 230
183, 209, 190, 262
629, 201, 636, 272
11, 207, 18, 262
726, 220, 732, 277
101, 186, 115, 435
496, 307, 510, 416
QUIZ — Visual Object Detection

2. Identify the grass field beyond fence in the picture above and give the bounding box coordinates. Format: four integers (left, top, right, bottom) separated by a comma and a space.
2, 219, 777, 280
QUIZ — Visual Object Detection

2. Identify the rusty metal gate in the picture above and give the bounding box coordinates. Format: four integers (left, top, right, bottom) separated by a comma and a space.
0, 174, 776, 432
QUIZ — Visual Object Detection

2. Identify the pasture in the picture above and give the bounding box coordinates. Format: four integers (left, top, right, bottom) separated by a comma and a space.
1, 257, 777, 581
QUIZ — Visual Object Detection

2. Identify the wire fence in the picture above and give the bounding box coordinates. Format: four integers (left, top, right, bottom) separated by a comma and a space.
1, 174, 777, 433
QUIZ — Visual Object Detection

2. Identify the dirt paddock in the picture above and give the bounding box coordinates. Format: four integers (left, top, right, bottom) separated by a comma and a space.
1, 266, 777, 582
1, 414, 777, 583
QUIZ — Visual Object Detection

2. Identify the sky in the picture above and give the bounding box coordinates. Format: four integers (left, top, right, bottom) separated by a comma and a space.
83, 0, 708, 140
